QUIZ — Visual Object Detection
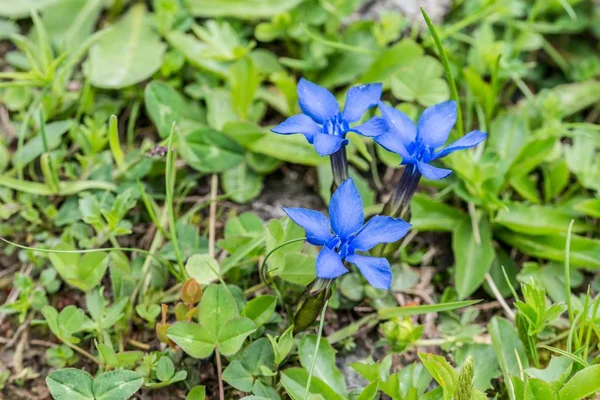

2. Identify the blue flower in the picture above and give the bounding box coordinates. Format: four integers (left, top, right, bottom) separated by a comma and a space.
271, 78, 387, 156
283, 178, 411, 290
375, 100, 488, 180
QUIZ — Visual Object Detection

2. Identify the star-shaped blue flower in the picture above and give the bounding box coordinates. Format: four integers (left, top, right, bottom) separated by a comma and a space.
283, 178, 411, 290
271, 78, 387, 156
375, 100, 488, 180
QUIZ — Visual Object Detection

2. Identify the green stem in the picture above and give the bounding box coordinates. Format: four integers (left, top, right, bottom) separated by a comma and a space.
565, 220, 575, 326
304, 299, 329, 400
259, 237, 306, 284
166, 126, 185, 278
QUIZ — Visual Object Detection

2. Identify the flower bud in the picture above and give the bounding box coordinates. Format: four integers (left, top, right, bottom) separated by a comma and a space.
181, 278, 203, 306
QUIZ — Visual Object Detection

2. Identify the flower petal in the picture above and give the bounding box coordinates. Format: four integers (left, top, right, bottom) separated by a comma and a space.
271, 114, 323, 143
433, 130, 487, 159
417, 100, 457, 148
378, 101, 417, 146
329, 178, 364, 239
342, 83, 382, 123
316, 246, 348, 279
416, 161, 452, 180
374, 129, 411, 160
352, 216, 411, 252
346, 254, 391, 290
313, 133, 348, 156
350, 117, 387, 137
297, 78, 339, 124
283, 207, 331, 246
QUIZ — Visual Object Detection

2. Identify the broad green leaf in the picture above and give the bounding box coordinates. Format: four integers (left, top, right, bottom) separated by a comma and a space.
525, 356, 572, 388
14, 120, 72, 168
299, 335, 346, 394
411, 193, 464, 232
156, 356, 175, 382
222, 163, 263, 203
46, 368, 94, 400
526, 379, 556, 400
238, 338, 275, 375
177, 128, 245, 173
574, 198, 600, 218
276, 252, 316, 286
418, 353, 457, 400
378, 300, 480, 320
242, 295, 276, 328
199, 284, 238, 338
218, 317, 257, 356
494, 203, 585, 235
248, 133, 325, 166
558, 364, 600, 400
184, 0, 303, 18
43, 0, 102, 53
186, 386, 206, 400
391, 56, 449, 106
496, 230, 600, 268
454, 344, 501, 391
229, 57, 260, 119
144, 81, 184, 138
87, 4, 166, 88
167, 322, 215, 359
487, 112, 527, 169
166, 31, 229, 77
356, 380, 379, 400
507, 137, 556, 179
280, 368, 345, 400
453, 215, 496, 299
361, 39, 423, 83
489, 317, 529, 400
93, 370, 144, 400
0, 0, 59, 18
222, 360, 254, 391
185, 254, 221, 286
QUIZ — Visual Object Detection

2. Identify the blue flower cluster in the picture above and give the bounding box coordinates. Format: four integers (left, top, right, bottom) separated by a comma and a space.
273, 78, 488, 289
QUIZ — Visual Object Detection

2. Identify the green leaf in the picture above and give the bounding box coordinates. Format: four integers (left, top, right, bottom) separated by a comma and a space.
186, 386, 206, 400
276, 252, 316, 286
46, 368, 94, 400
496, 229, 600, 268
14, 120, 72, 169
280, 368, 345, 400
218, 317, 257, 356
299, 335, 346, 394
418, 353, 457, 400
144, 81, 185, 138
507, 137, 556, 179
361, 39, 423, 83
558, 365, 600, 400
356, 380, 379, 400
184, 0, 303, 18
411, 193, 464, 232
574, 198, 600, 218
167, 322, 215, 359
248, 133, 325, 166
391, 56, 449, 107
0, 0, 59, 18
454, 344, 501, 391
229, 57, 260, 119
453, 215, 496, 299
525, 356, 572, 388
156, 356, 175, 382
378, 300, 480, 320
238, 338, 275, 375
489, 317, 529, 400
42, 0, 102, 53
222, 163, 263, 203
242, 295, 276, 328
87, 4, 166, 88
185, 254, 221, 286
178, 128, 245, 173
223, 360, 254, 391
199, 284, 238, 338
495, 203, 584, 235
93, 370, 144, 400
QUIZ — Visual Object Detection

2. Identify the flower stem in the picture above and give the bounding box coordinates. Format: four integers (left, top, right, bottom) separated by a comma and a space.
215, 347, 225, 400
304, 299, 329, 400
330, 147, 349, 189
383, 166, 421, 220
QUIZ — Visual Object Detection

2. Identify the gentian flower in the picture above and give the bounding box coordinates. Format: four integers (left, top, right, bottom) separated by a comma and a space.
283, 178, 411, 290
375, 100, 487, 180
271, 78, 387, 156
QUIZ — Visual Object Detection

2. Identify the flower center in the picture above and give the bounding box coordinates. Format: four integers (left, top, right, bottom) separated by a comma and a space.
323, 113, 349, 137
407, 140, 435, 163
326, 234, 356, 259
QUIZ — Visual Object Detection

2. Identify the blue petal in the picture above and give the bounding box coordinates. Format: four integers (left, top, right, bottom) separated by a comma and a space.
433, 130, 487, 159
374, 129, 411, 160
271, 114, 323, 143
283, 207, 331, 246
352, 216, 411, 252
346, 254, 391, 290
297, 78, 339, 124
342, 83, 382, 123
313, 133, 348, 156
316, 246, 348, 279
350, 117, 387, 137
378, 102, 417, 147
329, 178, 364, 239
417, 100, 457, 148
416, 161, 452, 180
